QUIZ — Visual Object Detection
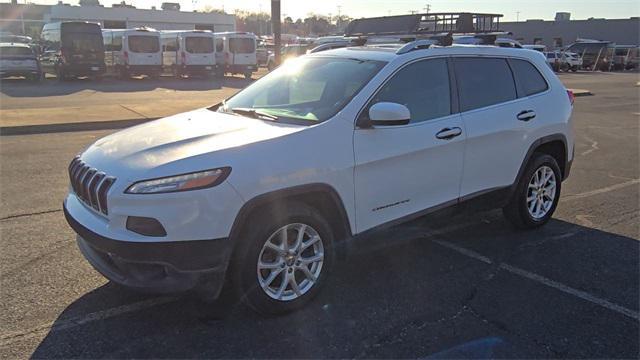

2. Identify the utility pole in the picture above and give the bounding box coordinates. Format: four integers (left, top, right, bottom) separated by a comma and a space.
424, 3, 431, 14
516, 11, 520, 22
271, 0, 281, 65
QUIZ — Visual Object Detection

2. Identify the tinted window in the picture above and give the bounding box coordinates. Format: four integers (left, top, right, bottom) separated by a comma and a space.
454, 58, 516, 112
63, 32, 103, 53
370, 58, 451, 123
128, 36, 159, 53
510, 59, 548, 96
0, 46, 34, 57
185, 37, 213, 53
229, 38, 255, 53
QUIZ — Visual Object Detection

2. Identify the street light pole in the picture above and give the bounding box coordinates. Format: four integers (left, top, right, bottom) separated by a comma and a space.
271, 0, 281, 65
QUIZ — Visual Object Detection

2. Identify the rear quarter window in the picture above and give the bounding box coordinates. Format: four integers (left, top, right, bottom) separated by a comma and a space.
509, 59, 549, 97
454, 57, 517, 112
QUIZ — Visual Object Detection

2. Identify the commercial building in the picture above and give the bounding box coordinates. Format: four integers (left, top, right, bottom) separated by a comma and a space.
501, 14, 639, 49
0, 3, 235, 38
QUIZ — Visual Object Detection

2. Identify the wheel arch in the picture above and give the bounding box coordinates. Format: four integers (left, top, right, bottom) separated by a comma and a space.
514, 134, 569, 189
228, 183, 353, 247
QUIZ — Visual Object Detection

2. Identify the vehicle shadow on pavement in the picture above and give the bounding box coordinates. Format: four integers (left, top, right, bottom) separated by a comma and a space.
30, 211, 639, 358
0, 76, 253, 98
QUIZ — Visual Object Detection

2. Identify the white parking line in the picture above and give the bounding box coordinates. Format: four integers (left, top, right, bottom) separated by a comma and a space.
563, 179, 640, 201
433, 239, 640, 321
0, 296, 176, 347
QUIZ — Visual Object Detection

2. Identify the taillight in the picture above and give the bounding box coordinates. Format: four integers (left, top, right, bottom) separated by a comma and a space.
181, 51, 186, 64
567, 90, 575, 106
123, 50, 129, 64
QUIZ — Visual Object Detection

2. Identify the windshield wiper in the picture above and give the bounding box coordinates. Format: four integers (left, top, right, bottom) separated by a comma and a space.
229, 107, 279, 121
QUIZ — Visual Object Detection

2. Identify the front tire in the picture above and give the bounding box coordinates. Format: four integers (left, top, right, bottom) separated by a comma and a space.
232, 201, 334, 315
503, 153, 562, 229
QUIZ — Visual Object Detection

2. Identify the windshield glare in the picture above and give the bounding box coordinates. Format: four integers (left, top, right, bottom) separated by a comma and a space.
222, 57, 386, 123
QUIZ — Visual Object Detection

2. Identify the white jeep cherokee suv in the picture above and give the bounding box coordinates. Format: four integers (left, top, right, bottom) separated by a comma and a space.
64, 43, 574, 314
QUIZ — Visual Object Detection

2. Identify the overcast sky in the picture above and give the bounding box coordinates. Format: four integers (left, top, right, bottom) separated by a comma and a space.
7, 0, 640, 21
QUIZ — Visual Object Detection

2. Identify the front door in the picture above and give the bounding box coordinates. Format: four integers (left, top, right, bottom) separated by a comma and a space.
353, 58, 465, 232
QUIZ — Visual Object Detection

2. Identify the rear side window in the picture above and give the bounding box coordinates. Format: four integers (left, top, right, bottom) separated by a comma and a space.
369, 58, 451, 123
509, 59, 548, 96
454, 58, 516, 112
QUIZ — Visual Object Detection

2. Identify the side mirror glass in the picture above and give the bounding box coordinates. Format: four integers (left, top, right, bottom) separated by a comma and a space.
368, 102, 411, 126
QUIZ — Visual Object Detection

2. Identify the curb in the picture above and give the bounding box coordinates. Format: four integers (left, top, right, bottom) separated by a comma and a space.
569, 88, 593, 97
0, 117, 157, 136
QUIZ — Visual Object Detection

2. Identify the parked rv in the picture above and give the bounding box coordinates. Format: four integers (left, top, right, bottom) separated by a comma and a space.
40, 21, 105, 80
161, 30, 218, 78
103, 28, 162, 79
213, 32, 257, 79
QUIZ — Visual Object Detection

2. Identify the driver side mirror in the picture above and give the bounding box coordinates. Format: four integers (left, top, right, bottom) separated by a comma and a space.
359, 102, 411, 128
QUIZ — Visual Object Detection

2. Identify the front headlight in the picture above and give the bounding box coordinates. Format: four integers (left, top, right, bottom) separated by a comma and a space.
125, 167, 231, 194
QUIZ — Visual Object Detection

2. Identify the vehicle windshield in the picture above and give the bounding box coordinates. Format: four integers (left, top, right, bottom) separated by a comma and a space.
186, 36, 214, 53
0, 46, 34, 57
63, 33, 103, 53
220, 56, 386, 124
128, 35, 160, 53
229, 38, 255, 53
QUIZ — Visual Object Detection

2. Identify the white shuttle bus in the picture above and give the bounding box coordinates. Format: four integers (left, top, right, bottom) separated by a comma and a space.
214, 32, 258, 79
160, 30, 219, 78
102, 28, 162, 79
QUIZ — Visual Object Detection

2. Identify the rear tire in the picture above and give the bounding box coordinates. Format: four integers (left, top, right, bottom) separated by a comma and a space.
503, 153, 562, 229
244, 71, 252, 80
232, 201, 334, 315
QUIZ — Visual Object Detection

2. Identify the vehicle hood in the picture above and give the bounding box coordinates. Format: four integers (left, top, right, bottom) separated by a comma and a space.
81, 108, 305, 180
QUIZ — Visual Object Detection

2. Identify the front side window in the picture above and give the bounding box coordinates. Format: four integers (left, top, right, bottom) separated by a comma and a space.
510, 59, 548, 97
220, 57, 386, 124
128, 35, 160, 53
367, 58, 451, 124
185, 37, 214, 53
229, 38, 255, 53
454, 57, 517, 112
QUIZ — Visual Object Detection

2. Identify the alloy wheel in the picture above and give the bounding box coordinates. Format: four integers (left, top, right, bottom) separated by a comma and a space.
257, 223, 324, 301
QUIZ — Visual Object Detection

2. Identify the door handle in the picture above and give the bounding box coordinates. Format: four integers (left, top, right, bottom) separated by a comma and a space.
517, 110, 536, 121
435, 127, 462, 140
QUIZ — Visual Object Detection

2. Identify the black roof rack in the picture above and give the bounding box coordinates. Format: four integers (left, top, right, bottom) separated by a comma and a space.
345, 12, 503, 37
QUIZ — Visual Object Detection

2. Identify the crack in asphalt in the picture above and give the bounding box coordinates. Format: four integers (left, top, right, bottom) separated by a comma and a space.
0, 209, 61, 221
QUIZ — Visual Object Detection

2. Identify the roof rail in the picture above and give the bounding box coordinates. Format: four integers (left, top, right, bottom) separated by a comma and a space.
395, 39, 438, 54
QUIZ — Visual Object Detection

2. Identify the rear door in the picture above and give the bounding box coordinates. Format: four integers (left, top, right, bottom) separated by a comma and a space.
353, 58, 465, 232
127, 34, 161, 66
454, 57, 532, 197
229, 37, 256, 65
184, 35, 215, 66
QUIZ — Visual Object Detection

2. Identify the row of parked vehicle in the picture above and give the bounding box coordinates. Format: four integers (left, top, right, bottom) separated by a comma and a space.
1, 21, 259, 82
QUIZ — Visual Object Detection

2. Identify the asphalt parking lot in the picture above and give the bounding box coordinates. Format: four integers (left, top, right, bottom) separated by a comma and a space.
0, 71, 638, 358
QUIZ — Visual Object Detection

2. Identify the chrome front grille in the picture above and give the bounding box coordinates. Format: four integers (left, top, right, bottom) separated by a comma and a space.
68, 156, 116, 215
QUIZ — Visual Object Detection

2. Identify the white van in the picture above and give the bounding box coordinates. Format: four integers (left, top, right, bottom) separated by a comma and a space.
102, 28, 162, 79
213, 32, 258, 79
160, 30, 218, 78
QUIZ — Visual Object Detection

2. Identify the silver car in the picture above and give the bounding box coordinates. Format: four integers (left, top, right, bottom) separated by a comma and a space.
0, 42, 42, 81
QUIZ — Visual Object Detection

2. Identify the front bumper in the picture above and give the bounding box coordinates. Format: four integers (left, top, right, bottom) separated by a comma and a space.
64, 202, 232, 295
